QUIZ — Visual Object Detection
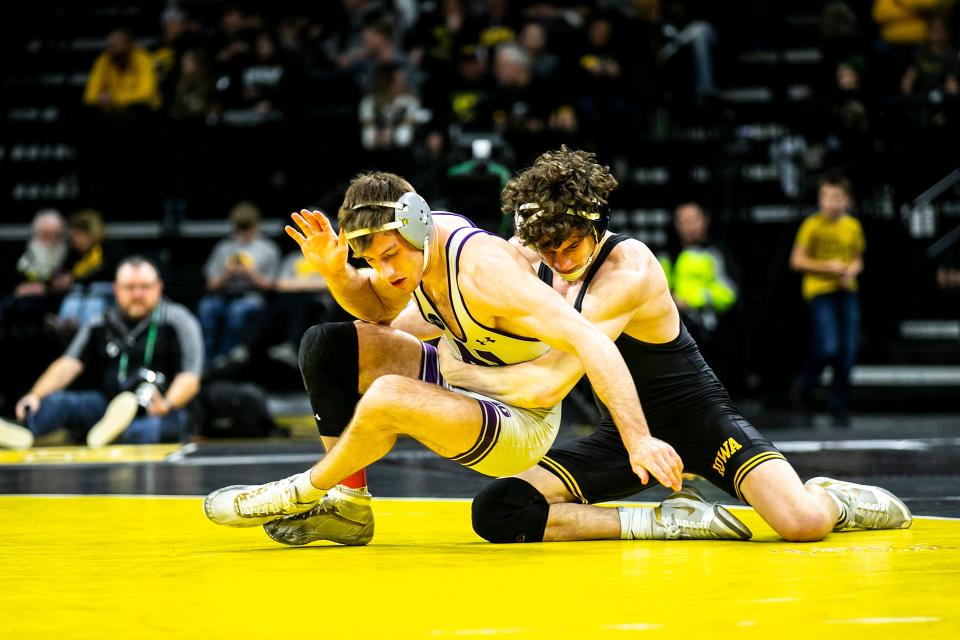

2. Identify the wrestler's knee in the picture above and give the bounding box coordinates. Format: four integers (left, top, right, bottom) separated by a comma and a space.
771, 501, 832, 542
472, 477, 549, 544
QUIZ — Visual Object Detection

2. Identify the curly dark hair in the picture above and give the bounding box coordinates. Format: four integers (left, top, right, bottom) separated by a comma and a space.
338, 171, 415, 253
503, 146, 618, 250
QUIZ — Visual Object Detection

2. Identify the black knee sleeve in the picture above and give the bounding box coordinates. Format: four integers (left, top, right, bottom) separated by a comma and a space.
472, 478, 549, 543
299, 321, 360, 437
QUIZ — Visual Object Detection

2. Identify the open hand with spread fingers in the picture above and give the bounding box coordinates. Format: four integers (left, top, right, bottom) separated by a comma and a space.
285, 209, 350, 278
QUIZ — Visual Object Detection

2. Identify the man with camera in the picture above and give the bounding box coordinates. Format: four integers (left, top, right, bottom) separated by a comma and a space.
0, 256, 203, 449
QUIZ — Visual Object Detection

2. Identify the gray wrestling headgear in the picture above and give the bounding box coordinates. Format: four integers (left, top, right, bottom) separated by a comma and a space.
345, 192, 434, 268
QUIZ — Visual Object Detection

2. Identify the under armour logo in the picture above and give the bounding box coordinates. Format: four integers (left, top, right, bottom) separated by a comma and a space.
476, 337, 496, 345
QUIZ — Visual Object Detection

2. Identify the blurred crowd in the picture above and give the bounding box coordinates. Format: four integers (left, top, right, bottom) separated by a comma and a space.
2, 0, 959, 445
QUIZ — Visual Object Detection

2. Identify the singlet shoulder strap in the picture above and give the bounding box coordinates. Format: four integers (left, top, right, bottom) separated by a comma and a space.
444, 226, 487, 341
537, 262, 553, 285
574, 234, 629, 312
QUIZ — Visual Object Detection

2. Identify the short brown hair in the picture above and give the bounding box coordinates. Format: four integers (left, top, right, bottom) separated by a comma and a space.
338, 171, 415, 253
818, 175, 853, 197
503, 146, 617, 250
229, 201, 261, 229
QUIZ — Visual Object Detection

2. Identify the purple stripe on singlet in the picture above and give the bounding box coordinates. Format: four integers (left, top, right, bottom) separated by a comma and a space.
419, 342, 445, 386
451, 399, 501, 467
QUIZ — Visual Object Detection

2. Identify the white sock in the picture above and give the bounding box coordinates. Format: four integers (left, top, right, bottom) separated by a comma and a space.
823, 489, 849, 528
618, 506, 655, 540
292, 470, 327, 502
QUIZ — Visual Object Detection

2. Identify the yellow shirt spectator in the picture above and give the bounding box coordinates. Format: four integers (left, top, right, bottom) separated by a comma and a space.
872, 0, 956, 45
794, 212, 866, 300
83, 32, 161, 111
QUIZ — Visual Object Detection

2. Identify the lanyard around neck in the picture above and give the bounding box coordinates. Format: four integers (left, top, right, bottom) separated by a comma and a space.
117, 307, 160, 382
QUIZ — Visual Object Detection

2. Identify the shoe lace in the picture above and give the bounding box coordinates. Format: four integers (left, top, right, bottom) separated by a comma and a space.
284, 495, 337, 521
236, 478, 299, 517
661, 514, 713, 539
846, 492, 889, 529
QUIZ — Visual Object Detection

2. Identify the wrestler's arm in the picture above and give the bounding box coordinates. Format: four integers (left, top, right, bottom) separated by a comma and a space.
443, 268, 642, 408
286, 210, 410, 324
461, 240, 681, 489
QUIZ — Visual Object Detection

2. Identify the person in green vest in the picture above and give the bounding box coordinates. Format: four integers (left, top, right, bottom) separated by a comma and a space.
659, 203, 738, 356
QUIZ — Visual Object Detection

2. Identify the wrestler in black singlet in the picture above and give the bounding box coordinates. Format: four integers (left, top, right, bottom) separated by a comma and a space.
536, 234, 785, 504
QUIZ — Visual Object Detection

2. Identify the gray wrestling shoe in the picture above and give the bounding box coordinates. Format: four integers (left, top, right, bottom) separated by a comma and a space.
264, 485, 374, 546
806, 477, 913, 531
650, 486, 752, 540
203, 475, 321, 527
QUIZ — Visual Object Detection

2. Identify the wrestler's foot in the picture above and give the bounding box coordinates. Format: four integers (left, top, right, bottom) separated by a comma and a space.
620, 486, 752, 541
806, 477, 912, 531
264, 485, 374, 546
204, 475, 323, 527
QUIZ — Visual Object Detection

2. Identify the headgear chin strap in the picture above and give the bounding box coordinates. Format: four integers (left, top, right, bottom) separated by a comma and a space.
556, 252, 596, 282
345, 192, 434, 270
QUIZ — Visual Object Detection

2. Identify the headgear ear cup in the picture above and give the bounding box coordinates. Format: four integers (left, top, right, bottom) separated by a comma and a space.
395, 192, 433, 250
345, 192, 435, 268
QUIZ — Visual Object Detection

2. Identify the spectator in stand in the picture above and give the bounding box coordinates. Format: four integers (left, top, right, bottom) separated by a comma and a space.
873, 0, 956, 46
338, 17, 414, 91
0, 256, 202, 450
265, 251, 343, 369
805, 56, 874, 188
58, 209, 124, 327
790, 176, 865, 425
230, 31, 293, 124
406, 0, 469, 85
655, 0, 719, 97
168, 48, 217, 122
83, 29, 161, 113
152, 5, 207, 105
463, 0, 522, 50
0, 210, 68, 326
421, 43, 493, 158
359, 62, 421, 153
872, 0, 957, 84
198, 201, 280, 367
575, 12, 629, 134
210, 5, 258, 109
80, 29, 162, 201
489, 42, 576, 136
901, 15, 960, 96
322, 0, 393, 65
660, 203, 738, 362
518, 20, 561, 84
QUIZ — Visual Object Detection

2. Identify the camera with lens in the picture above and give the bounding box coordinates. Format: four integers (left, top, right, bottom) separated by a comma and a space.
125, 368, 167, 410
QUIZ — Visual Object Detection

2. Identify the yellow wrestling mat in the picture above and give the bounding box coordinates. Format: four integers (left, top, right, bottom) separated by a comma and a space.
0, 444, 182, 465
1, 496, 957, 639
